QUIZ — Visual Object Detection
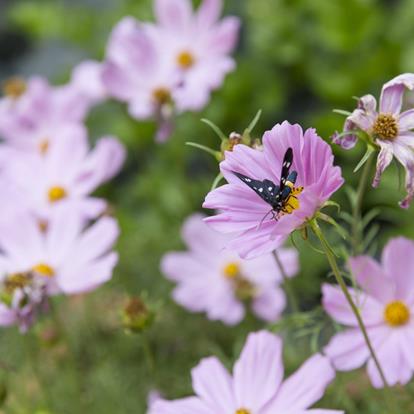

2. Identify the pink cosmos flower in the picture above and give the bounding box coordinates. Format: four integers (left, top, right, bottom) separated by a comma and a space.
0, 123, 125, 221
0, 66, 103, 153
323, 237, 414, 388
152, 0, 240, 111
161, 214, 298, 325
102, 0, 239, 141
149, 330, 342, 414
333, 73, 414, 208
102, 17, 182, 142
203, 121, 344, 259
0, 206, 119, 332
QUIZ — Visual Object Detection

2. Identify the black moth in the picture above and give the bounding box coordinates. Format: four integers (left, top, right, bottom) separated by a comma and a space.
232, 147, 302, 221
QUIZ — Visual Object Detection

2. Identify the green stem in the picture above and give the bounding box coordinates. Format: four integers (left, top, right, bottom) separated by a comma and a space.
352, 155, 373, 255
141, 334, 155, 375
310, 219, 389, 389
273, 250, 299, 312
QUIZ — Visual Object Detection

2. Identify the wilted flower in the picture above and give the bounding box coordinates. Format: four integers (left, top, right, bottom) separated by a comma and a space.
0, 206, 119, 331
333, 74, 414, 208
323, 237, 414, 388
203, 121, 344, 259
161, 214, 298, 325
149, 330, 342, 414
0, 65, 104, 153
1, 124, 125, 221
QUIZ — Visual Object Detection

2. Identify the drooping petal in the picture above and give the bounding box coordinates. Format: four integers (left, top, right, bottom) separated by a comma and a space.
348, 256, 395, 303
380, 73, 414, 115
372, 139, 394, 188
391, 139, 414, 208
263, 354, 335, 412
322, 284, 384, 327
398, 109, 414, 131
233, 331, 284, 411
191, 357, 235, 411
347, 108, 375, 132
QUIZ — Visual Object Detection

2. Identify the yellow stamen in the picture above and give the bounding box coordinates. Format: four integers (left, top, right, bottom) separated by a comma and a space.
177, 51, 195, 69
223, 262, 240, 279
236, 409, 251, 414
384, 301, 410, 326
373, 113, 399, 140
152, 88, 171, 105
38, 139, 49, 155
48, 186, 67, 203
32, 263, 55, 278
2, 77, 26, 98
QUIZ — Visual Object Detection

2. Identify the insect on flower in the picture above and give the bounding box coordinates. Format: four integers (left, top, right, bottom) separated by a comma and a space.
233, 147, 303, 224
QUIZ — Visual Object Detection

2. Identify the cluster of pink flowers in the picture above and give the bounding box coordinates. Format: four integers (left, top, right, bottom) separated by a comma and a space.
102, 0, 240, 141
0, 64, 124, 332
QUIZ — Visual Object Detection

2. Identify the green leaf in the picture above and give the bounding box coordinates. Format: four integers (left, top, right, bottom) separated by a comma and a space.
185, 142, 221, 160
201, 118, 227, 142
246, 109, 262, 134
353, 145, 375, 173
333, 109, 352, 116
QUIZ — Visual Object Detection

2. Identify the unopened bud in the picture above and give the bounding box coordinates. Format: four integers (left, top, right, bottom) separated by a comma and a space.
122, 297, 154, 333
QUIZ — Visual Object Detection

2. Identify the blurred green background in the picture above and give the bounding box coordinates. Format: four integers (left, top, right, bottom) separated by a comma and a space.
1, 0, 414, 413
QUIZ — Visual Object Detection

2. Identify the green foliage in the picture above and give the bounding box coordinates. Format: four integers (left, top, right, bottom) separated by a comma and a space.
2, 0, 414, 413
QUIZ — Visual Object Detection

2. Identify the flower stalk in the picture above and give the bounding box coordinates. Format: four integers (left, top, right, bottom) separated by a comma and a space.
272, 250, 299, 313
309, 219, 389, 388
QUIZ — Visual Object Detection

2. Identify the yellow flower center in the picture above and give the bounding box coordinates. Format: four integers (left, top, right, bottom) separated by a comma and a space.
236, 409, 251, 414
223, 262, 240, 279
38, 139, 49, 155
152, 88, 171, 105
48, 186, 67, 203
384, 301, 410, 326
373, 113, 399, 140
32, 263, 55, 278
2, 77, 26, 98
177, 51, 195, 69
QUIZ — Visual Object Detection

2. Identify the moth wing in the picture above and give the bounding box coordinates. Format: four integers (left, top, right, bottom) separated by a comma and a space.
233, 172, 276, 205
279, 147, 293, 189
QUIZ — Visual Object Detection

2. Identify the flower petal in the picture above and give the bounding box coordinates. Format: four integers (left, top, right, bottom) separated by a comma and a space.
348, 256, 395, 303
380, 73, 414, 115
196, 0, 222, 29
398, 109, 414, 131
372, 139, 394, 188
381, 237, 414, 304
252, 287, 286, 322
191, 357, 235, 411
149, 397, 211, 414
264, 354, 334, 412
154, 0, 193, 30
322, 284, 384, 327
233, 331, 284, 411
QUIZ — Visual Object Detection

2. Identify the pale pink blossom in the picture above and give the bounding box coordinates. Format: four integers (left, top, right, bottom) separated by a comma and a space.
203, 121, 344, 259
0, 206, 119, 331
0, 123, 125, 221
0, 67, 104, 152
161, 214, 298, 325
149, 330, 342, 414
323, 237, 414, 388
